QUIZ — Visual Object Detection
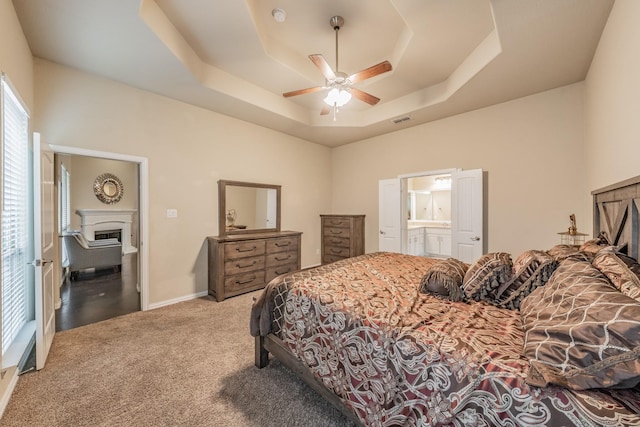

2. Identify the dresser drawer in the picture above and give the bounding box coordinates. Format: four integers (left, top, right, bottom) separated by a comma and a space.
323, 217, 352, 228
224, 240, 266, 260
323, 226, 351, 239
265, 264, 297, 284
266, 251, 297, 267
224, 255, 265, 275
323, 235, 350, 248
266, 236, 298, 253
224, 271, 266, 293
324, 246, 351, 258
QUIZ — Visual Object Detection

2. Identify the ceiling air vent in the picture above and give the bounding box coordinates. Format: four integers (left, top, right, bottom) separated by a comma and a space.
392, 116, 411, 124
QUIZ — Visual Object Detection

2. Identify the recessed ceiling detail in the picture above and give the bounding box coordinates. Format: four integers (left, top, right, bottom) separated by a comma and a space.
13, 0, 615, 146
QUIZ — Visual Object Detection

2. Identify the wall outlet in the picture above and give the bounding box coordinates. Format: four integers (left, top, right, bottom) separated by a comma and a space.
166, 209, 178, 218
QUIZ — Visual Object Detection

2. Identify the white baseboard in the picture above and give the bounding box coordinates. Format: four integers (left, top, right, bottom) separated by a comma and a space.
146, 290, 209, 311
0, 366, 19, 419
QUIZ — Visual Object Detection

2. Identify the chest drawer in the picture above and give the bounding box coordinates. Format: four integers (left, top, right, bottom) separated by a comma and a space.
324, 246, 351, 258
266, 236, 298, 253
323, 226, 351, 239
323, 217, 352, 228
323, 235, 350, 248
224, 255, 265, 275
224, 240, 266, 260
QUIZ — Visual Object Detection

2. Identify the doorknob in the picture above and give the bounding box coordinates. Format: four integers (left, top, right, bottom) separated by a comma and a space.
29, 259, 52, 267
470, 236, 480, 241
380, 230, 386, 235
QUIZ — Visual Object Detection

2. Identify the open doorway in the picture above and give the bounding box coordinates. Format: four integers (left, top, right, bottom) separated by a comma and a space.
379, 169, 483, 263
55, 154, 140, 331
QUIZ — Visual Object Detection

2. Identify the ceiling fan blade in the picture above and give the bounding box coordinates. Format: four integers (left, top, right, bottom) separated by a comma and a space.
309, 54, 336, 81
283, 86, 324, 98
348, 60, 392, 83
320, 106, 331, 115
351, 88, 380, 106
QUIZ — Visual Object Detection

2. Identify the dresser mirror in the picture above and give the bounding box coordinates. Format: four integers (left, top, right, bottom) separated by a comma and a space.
218, 180, 281, 236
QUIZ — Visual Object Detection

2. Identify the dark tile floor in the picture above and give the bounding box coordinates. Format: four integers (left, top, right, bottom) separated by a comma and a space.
55, 253, 140, 331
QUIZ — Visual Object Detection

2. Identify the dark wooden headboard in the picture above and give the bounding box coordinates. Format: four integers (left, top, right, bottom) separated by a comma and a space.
592, 175, 640, 261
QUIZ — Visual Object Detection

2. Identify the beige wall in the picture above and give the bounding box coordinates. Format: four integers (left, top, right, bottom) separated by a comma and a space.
33, 59, 332, 305
584, 0, 640, 213
331, 83, 587, 257
0, 0, 33, 111
67, 157, 139, 232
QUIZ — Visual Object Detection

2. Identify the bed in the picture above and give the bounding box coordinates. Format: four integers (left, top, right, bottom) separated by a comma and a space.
250, 177, 640, 426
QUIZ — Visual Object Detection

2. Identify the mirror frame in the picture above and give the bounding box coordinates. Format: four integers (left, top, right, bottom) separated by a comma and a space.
218, 180, 281, 236
93, 173, 124, 205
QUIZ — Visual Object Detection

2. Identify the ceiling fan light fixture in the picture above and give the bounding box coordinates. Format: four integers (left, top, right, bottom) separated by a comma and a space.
324, 87, 351, 107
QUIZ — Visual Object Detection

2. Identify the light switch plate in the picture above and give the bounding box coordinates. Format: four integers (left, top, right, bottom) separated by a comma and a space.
166, 209, 178, 218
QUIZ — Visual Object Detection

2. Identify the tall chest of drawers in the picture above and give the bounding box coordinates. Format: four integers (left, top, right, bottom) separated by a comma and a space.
320, 215, 365, 265
208, 231, 302, 301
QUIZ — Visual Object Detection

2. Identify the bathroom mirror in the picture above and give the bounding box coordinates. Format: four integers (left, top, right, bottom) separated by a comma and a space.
93, 173, 124, 205
218, 180, 281, 236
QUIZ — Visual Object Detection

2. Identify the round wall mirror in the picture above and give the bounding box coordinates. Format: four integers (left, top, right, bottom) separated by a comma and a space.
94, 173, 124, 204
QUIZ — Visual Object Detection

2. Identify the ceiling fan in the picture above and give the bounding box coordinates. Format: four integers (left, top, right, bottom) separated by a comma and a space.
282, 16, 392, 119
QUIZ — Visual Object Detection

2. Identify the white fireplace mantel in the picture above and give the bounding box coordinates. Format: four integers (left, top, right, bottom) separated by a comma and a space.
75, 209, 137, 254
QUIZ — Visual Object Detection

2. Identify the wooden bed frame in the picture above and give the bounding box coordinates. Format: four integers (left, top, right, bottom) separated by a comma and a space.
255, 175, 640, 426
592, 175, 640, 260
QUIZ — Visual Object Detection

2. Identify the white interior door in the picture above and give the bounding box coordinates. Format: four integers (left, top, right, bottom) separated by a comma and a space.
33, 133, 55, 370
451, 169, 483, 263
378, 178, 402, 252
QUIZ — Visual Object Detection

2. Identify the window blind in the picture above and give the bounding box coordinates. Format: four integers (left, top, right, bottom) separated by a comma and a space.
1, 75, 30, 355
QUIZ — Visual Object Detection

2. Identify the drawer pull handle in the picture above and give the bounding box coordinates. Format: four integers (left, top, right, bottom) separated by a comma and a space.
330, 230, 342, 235
236, 260, 257, 269
275, 269, 290, 275
331, 248, 342, 254
330, 221, 345, 226
236, 246, 257, 253
275, 242, 291, 247
275, 255, 291, 261
235, 276, 256, 285
330, 239, 342, 244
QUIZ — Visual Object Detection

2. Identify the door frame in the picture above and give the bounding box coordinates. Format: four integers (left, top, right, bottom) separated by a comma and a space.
49, 145, 150, 311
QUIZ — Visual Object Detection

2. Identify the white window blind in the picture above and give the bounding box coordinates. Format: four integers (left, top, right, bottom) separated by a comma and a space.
59, 165, 70, 266
1, 75, 30, 355
59, 165, 70, 232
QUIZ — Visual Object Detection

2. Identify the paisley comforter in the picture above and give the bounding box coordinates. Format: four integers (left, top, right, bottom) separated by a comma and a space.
250, 252, 640, 426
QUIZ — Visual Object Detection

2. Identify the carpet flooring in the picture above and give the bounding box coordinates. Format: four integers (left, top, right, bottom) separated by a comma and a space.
2, 291, 354, 426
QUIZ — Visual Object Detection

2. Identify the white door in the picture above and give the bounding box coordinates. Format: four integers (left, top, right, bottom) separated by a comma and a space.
33, 133, 56, 370
451, 169, 483, 263
378, 178, 402, 252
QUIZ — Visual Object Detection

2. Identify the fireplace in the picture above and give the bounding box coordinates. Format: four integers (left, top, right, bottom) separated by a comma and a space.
75, 209, 137, 254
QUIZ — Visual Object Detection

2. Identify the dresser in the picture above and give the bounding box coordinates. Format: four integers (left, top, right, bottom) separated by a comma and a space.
208, 231, 302, 301
320, 215, 365, 264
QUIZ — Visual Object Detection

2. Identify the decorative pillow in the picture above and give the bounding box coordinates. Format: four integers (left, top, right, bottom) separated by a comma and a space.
462, 252, 512, 303
592, 246, 640, 303
546, 244, 578, 259
521, 257, 640, 390
497, 256, 559, 311
419, 258, 469, 302
546, 244, 593, 262
496, 250, 555, 301
579, 232, 611, 255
